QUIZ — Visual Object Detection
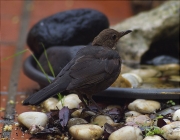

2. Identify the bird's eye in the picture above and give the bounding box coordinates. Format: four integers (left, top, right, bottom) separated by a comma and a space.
112, 34, 117, 40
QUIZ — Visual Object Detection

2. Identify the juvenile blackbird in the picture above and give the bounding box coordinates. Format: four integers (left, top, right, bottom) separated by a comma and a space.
23, 29, 132, 111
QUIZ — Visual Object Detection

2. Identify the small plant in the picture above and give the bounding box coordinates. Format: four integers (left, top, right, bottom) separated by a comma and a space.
144, 126, 164, 136
40, 43, 55, 78
167, 100, 176, 106
57, 93, 65, 106
156, 114, 163, 119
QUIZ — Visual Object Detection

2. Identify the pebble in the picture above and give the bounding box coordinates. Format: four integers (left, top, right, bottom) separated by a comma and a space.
56, 94, 81, 109
17, 112, 48, 129
41, 97, 59, 111
108, 126, 143, 140
128, 99, 161, 113
67, 118, 88, 128
161, 121, 180, 140
125, 111, 142, 117
91, 115, 114, 127
143, 135, 164, 140
172, 109, 180, 121
69, 124, 103, 140
126, 115, 152, 126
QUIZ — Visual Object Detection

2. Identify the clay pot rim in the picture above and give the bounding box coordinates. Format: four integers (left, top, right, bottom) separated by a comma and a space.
23, 55, 180, 100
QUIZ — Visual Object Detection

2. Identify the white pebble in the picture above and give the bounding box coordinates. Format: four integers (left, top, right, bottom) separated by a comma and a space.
71, 109, 83, 118
56, 94, 81, 109
125, 111, 142, 117
161, 121, 180, 140
108, 126, 143, 140
17, 112, 48, 129
126, 115, 152, 126
41, 97, 59, 111
128, 99, 160, 113
129, 69, 161, 79
172, 109, 180, 121
69, 124, 103, 140
91, 115, 114, 127
143, 135, 164, 140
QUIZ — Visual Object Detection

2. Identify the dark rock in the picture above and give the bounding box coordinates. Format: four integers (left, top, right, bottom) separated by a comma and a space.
37, 46, 85, 76
27, 9, 109, 56
145, 55, 179, 65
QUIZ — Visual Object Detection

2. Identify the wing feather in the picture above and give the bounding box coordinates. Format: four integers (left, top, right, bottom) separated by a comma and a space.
67, 55, 120, 90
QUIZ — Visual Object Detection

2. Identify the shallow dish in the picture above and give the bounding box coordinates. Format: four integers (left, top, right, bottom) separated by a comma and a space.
23, 55, 180, 99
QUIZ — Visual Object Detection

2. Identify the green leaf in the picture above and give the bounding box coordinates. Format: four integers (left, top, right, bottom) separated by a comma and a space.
57, 93, 65, 106
31, 53, 51, 84
2, 49, 29, 61
145, 126, 163, 136
40, 43, 55, 78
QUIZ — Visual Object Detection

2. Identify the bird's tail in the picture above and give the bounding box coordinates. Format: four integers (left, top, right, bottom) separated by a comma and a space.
23, 79, 67, 105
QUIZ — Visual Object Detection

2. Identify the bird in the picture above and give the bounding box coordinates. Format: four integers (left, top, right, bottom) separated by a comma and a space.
37, 45, 85, 77
23, 29, 132, 112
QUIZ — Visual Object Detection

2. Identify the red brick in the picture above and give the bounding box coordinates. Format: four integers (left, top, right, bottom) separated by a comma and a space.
0, 95, 7, 120
0, 18, 20, 42
30, 1, 132, 26
17, 48, 39, 92
0, 45, 16, 91
1, 1, 23, 17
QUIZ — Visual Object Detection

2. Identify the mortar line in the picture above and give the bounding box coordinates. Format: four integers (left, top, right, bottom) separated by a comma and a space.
1, 0, 32, 138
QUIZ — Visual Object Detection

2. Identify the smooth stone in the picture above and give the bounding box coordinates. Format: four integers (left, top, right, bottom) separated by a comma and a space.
56, 94, 81, 110
71, 109, 96, 119
112, 73, 143, 88
27, 9, 109, 56
69, 124, 103, 140
143, 135, 164, 140
125, 111, 142, 117
71, 109, 83, 118
112, 75, 132, 88
108, 126, 143, 140
41, 97, 59, 111
91, 115, 114, 127
157, 105, 180, 116
122, 73, 143, 88
29, 124, 44, 134
67, 118, 88, 128
126, 115, 152, 126
128, 99, 160, 114
155, 63, 180, 76
105, 105, 122, 110
172, 109, 180, 121
129, 69, 161, 79
155, 64, 180, 71
17, 112, 48, 129
145, 55, 179, 65
161, 121, 180, 140
79, 110, 96, 119
169, 75, 180, 82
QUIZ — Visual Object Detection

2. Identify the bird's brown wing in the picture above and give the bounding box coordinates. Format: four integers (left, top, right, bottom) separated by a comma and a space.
66, 54, 120, 90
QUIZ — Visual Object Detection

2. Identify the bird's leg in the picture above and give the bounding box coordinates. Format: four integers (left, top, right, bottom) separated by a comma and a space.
86, 94, 104, 114
77, 94, 89, 109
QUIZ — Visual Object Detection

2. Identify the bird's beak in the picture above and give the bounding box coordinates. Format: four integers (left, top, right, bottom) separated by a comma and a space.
119, 30, 132, 38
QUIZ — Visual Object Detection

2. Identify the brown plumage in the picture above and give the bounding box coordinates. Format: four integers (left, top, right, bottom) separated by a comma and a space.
23, 29, 132, 111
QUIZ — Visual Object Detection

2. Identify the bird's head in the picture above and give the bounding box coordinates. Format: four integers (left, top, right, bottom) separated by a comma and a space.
92, 29, 132, 49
